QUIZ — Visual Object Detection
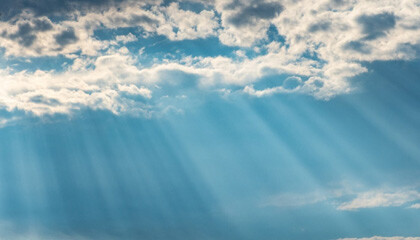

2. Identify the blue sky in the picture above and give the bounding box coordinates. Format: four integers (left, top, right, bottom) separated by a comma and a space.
0, 0, 420, 239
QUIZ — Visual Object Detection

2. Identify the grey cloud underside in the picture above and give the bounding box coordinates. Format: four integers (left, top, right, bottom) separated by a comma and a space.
342, 12, 398, 54
308, 21, 331, 32
115, 14, 159, 26
55, 27, 78, 47
357, 12, 397, 40
343, 41, 371, 54
0, 0, 127, 19
2, 18, 53, 47
7, 22, 37, 47
29, 95, 62, 106
227, 1, 284, 27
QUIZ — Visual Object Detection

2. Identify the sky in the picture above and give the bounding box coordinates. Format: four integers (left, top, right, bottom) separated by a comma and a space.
0, 0, 420, 239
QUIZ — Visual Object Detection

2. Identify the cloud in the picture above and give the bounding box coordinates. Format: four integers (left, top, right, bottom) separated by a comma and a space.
0, 2, 220, 56
1, 17, 53, 48
263, 186, 420, 211
0, 0, 136, 19
0, 116, 20, 128
217, 0, 283, 47
343, 41, 371, 54
408, 203, 420, 209
308, 20, 332, 32
337, 237, 420, 240
244, 76, 303, 97
54, 27, 78, 46
337, 190, 420, 211
115, 33, 138, 43
0, 50, 155, 116
357, 12, 397, 40
0, 12, 107, 56
0, 0, 420, 118
227, 1, 283, 27
156, 2, 219, 40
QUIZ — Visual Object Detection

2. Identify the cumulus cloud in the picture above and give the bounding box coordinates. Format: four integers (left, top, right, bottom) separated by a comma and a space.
0, 50, 155, 116
226, 1, 283, 27
357, 12, 397, 40
54, 27, 78, 46
1, 16, 53, 47
0, 2, 220, 57
0, 0, 140, 19
216, 0, 283, 47
0, 0, 420, 118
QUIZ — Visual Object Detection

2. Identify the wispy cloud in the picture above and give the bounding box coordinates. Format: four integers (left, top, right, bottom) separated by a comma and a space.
337, 190, 420, 211
337, 237, 420, 240
409, 203, 420, 209
260, 191, 328, 208
263, 187, 420, 211
0, 221, 95, 240
0, 116, 20, 128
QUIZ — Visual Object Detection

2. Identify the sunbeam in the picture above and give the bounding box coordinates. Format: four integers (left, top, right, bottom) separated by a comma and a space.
1, 1, 420, 239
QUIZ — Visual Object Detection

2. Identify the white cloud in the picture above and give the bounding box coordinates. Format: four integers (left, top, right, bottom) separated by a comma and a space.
115, 33, 138, 43
408, 203, 420, 209
338, 237, 420, 240
118, 84, 152, 98
0, 116, 20, 128
337, 190, 420, 211
0, 12, 104, 57
1, 0, 420, 117
156, 2, 219, 40
243, 76, 303, 97
263, 186, 420, 211
0, 50, 154, 116
0, 2, 220, 57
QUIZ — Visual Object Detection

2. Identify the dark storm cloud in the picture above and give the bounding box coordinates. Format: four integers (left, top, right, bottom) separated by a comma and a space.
227, 1, 284, 27
3, 18, 53, 47
0, 0, 125, 19
357, 12, 397, 40
55, 27, 78, 46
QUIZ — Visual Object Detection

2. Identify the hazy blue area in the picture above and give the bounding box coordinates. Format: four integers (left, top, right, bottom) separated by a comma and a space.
1, 60, 419, 239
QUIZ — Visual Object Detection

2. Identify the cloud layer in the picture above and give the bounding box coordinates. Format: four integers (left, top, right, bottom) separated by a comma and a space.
1, 0, 420, 117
